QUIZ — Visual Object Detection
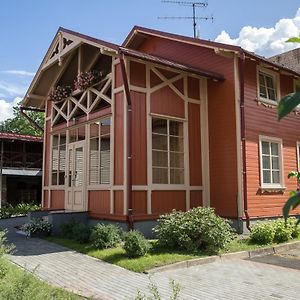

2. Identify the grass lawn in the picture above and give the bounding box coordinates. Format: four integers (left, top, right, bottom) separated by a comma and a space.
46, 236, 206, 272
46, 235, 300, 273
0, 258, 83, 299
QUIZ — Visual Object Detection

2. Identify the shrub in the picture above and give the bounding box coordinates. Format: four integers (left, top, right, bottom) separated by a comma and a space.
153, 207, 235, 252
72, 223, 91, 244
0, 203, 41, 219
90, 224, 121, 249
123, 230, 151, 258
273, 219, 293, 243
21, 218, 52, 237
0, 230, 14, 257
60, 219, 78, 239
286, 217, 300, 238
250, 221, 275, 244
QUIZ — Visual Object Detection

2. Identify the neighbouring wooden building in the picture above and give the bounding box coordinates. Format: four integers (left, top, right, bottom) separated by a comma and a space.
22, 26, 300, 233
0, 132, 43, 206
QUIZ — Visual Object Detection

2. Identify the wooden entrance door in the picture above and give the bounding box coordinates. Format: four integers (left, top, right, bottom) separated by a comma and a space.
66, 141, 86, 211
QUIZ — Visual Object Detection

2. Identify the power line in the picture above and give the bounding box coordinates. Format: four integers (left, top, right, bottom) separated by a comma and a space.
159, 1, 213, 38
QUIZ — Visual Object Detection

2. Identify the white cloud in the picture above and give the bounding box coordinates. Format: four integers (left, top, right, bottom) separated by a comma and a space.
215, 8, 300, 57
2, 70, 35, 77
0, 97, 21, 122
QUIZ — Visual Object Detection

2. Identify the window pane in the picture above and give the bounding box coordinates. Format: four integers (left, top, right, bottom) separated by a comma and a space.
60, 133, 66, 145
272, 157, 279, 170
153, 168, 168, 184
152, 150, 168, 167
53, 135, 59, 147
259, 86, 267, 98
170, 152, 184, 168
170, 137, 184, 152
152, 118, 167, 134
268, 88, 276, 101
262, 156, 270, 169
100, 118, 111, 136
259, 74, 264, 85
170, 168, 184, 184
78, 126, 85, 141
100, 136, 110, 151
90, 122, 100, 138
265, 75, 274, 89
100, 137, 110, 184
90, 138, 99, 185
52, 171, 57, 185
69, 128, 77, 143
58, 172, 65, 185
271, 143, 279, 155
263, 170, 271, 184
272, 171, 280, 184
52, 148, 59, 171
152, 134, 168, 150
170, 121, 183, 136
262, 141, 270, 155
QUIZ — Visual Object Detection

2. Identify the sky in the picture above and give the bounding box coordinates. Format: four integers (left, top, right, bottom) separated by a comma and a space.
0, 0, 300, 121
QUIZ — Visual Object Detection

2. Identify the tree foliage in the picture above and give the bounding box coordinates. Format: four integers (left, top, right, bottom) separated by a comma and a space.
0, 102, 44, 136
278, 36, 300, 219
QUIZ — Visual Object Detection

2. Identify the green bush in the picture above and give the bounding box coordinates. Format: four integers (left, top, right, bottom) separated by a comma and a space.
0, 202, 41, 219
273, 219, 293, 243
21, 218, 52, 237
60, 219, 78, 239
250, 221, 275, 244
287, 217, 300, 238
90, 224, 121, 249
153, 207, 235, 252
123, 230, 151, 258
72, 223, 91, 244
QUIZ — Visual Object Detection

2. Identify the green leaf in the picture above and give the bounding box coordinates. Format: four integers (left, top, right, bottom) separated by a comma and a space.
290, 190, 297, 197
288, 171, 298, 179
278, 92, 300, 120
283, 193, 300, 220
286, 37, 300, 43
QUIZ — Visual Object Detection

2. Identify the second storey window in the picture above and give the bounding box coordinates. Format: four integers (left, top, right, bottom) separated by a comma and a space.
260, 137, 283, 187
89, 118, 111, 185
152, 118, 184, 184
258, 71, 277, 101
51, 132, 66, 186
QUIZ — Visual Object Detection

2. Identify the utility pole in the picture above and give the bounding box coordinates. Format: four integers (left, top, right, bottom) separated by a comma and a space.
159, 1, 213, 38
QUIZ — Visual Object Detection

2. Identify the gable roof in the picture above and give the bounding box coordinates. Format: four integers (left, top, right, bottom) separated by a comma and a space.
123, 26, 300, 78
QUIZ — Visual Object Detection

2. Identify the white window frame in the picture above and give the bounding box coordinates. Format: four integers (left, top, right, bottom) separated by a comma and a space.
257, 66, 280, 105
259, 135, 285, 190
151, 116, 185, 186
296, 141, 300, 172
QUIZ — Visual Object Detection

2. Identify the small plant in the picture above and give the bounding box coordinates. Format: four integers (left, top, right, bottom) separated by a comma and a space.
49, 85, 72, 102
250, 221, 275, 245
21, 218, 52, 237
154, 207, 235, 252
123, 230, 151, 258
135, 277, 181, 300
273, 219, 293, 243
74, 70, 104, 91
72, 223, 91, 244
0, 230, 14, 257
90, 224, 121, 249
60, 219, 80, 239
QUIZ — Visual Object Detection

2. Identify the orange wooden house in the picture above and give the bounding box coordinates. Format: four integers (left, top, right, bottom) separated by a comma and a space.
22, 26, 300, 233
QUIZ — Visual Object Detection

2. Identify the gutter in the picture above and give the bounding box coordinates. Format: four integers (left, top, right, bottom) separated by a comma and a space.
119, 52, 134, 230
238, 51, 251, 231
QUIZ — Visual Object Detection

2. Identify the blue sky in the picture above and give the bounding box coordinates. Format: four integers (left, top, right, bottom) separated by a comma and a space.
0, 0, 300, 120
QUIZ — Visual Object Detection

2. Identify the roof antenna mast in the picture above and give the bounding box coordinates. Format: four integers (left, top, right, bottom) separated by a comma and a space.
159, 1, 213, 38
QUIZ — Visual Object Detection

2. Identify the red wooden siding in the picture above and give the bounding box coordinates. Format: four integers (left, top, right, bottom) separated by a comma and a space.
132, 191, 147, 214
114, 92, 124, 185
152, 191, 185, 214
131, 91, 147, 185
188, 76, 200, 100
130, 61, 146, 87
114, 190, 124, 214
190, 191, 202, 208
188, 102, 202, 186
44, 120, 51, 186
151, 86, 185, 118
88, 191, 110, 215
244, 60, 300, 217
115, 63, 123, 88
50, 190, 64, 209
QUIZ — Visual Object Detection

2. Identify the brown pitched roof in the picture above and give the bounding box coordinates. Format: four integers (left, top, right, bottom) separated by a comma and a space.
0, 132, 43, 142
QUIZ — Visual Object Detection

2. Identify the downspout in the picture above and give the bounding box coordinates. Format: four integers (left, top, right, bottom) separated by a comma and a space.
20, 106, 45, 133
119, 52, 134, 230
239, 51, 251, 231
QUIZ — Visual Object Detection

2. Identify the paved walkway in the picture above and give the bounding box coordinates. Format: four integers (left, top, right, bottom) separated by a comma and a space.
6, 228, 300, 300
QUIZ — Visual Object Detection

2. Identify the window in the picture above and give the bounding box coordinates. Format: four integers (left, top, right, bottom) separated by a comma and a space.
259, 137, 283, 188
89, 118, 111, 185
258, 71, 277, 101
152, 118, 184, 184
51, 132, 66, 185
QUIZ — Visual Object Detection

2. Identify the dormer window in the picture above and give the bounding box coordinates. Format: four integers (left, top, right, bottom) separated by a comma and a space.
258, 71, 277, 101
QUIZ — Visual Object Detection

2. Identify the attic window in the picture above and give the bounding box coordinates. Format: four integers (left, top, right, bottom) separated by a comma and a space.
258, 70, 278, 102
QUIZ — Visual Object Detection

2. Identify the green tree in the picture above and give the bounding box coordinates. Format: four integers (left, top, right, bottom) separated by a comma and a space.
0, 102, 44, 136
278, 37, 300, 219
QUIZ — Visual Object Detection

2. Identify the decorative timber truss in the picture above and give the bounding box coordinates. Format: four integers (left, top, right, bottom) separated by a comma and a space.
51, 73, 112, 125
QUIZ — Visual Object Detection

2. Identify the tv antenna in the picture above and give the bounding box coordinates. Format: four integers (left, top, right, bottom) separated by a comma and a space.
159, 1, 213, 38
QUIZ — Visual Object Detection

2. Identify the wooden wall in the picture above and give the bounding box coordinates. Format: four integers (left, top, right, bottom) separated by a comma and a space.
244, 59, 300, 217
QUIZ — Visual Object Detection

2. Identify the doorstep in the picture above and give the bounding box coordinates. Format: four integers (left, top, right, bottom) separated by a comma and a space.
145, 240, 300, 274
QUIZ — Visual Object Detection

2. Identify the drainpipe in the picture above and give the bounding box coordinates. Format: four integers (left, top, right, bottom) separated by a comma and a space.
119, 53, 134, 230
239, 51, 251, 231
